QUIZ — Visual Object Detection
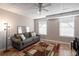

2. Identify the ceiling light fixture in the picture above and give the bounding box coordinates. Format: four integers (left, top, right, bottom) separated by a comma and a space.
34, 3, 51, 14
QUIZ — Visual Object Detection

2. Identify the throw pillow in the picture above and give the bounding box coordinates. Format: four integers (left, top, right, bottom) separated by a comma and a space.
28, 32, 32, 37
23, 32, 32, 38
14, 34, 21, 39
31, 32, 36, 37
20, 34, 26, 40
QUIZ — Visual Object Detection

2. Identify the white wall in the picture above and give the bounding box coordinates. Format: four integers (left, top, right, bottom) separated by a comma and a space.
0, 8, 34, 49
75, 15, 79, 38
47, 19, 59, 41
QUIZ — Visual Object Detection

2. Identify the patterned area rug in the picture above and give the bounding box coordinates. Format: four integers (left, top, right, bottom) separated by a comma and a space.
23, 41, 60, 56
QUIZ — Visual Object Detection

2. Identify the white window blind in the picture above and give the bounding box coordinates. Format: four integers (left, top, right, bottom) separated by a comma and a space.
38, 20, 47, 35
26, 27, 30, 32
18, 27, 22, 33
59, 16, 74, 37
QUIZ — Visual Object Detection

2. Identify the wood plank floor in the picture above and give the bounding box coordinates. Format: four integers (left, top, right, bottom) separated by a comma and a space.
42, 39, 76, 56
0, 39, 76, 56
59, 44, 76, 56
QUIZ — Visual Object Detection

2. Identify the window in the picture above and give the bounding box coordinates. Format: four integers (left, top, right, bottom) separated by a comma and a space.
59, 16, 74, 37
38, 20, 47, 35
26, 27, 30, 32
18, 27, 22, 33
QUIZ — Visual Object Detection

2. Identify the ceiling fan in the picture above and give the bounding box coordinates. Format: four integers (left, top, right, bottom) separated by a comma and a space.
34, 3, 51, 13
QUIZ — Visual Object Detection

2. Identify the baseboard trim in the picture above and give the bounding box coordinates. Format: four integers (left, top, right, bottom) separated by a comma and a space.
41, 39, 70, 45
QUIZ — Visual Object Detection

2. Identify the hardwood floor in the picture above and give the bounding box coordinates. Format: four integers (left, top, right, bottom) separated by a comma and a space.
0, 39, 76, 56
59, 44, 76, 56
42, 39, 76, 56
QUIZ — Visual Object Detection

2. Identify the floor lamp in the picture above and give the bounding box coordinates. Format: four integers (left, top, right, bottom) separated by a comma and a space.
4, 23, 10, 52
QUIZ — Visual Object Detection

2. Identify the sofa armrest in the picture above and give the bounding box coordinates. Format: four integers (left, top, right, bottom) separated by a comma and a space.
12, 40, 22, 46
11, 37, 23, 46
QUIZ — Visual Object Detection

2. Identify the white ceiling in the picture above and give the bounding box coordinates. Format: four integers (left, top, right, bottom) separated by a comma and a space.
0, 3, 79, 19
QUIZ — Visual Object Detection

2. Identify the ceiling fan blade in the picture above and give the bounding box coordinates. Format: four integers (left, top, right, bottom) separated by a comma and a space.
38, 3, 43, 12
43, 3, 52, 8
34, 3, 50, 13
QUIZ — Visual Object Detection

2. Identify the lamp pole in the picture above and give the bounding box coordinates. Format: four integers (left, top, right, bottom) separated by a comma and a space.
4, 23, 10, 52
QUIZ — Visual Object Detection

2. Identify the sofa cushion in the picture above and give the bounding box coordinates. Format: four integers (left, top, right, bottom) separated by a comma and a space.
32, 36, 39, 42
22, 38, 33, 44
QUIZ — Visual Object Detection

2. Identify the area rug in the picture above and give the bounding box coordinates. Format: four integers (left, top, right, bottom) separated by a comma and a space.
23, 41, 60, 56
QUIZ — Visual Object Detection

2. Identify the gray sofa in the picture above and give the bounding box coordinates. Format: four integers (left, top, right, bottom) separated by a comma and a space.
11, 32, 40, 50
